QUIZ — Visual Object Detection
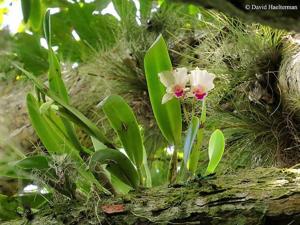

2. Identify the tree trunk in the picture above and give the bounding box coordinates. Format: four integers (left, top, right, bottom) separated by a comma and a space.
3, 167, 300, 225
279, 35, 300, 114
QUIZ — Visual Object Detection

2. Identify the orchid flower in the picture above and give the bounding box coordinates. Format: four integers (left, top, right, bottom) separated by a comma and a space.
189, 68, 215, 101
159, 67, 189, 104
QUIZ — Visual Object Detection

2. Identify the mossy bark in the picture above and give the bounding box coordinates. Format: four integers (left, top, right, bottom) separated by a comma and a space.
4, 167, 300, 225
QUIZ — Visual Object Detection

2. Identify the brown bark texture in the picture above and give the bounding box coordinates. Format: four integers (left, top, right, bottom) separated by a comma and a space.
3, 167, 300, 225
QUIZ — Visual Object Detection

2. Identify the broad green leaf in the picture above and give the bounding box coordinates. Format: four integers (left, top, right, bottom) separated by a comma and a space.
16, 65, 113, 149
144, 35, 182, 145
111, 174, 132, 194
29, 0, 43, 31
100, 95, 143, 168
205, 129, 225, 175
21, 0, 31, 23
90, 149, 139, 188
15, 156, 50, 170
26, 93, 81, 159
183, 116, 200, 166
27, 93, 65, 154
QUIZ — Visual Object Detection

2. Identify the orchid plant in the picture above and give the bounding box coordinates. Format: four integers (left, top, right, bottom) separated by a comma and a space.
144, 35, 225, 182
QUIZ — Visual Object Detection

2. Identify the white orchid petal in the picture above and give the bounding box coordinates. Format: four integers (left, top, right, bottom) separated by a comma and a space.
159, 71, 174, 87
161, 93, 174, 104
173, 67, 188, 86
166, 86, 174, 94
190, 68, 215, 91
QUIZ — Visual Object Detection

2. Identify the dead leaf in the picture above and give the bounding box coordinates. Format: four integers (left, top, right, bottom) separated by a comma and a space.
101, 204, 125, 214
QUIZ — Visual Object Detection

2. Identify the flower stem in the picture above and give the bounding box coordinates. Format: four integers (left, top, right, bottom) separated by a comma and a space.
168, 146, 179, 184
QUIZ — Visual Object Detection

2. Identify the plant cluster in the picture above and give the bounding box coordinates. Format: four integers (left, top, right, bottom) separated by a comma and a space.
0, 8, 225, 221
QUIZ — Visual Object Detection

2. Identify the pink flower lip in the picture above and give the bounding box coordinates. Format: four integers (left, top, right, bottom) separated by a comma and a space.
173, 85, 184, 98
193, 86, 207, 100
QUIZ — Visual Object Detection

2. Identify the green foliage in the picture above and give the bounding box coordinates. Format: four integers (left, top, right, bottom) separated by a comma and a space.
183, 116, 199, 166
205, 129, 225, 175
112, 0, 136, 23
12, 33, 48, 76
43, 10, 50, 45
15, 156, 50, 170
29, 0, 44, 31
21, 0, 44, 31
21, 0, 31, 23
0, 194, 19, 221
100, 95, 144, 168
144, 35, 182, 146
90, 149, 139, 189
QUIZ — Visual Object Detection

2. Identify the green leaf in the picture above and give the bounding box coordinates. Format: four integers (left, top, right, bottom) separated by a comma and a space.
47, 25, 68, 103
29, 0, 43, 31
27, 93, 64, 154
144, 35, 182, 145
188, 101, 206, 174
44, 13, 68, 106
15, 156, 50, 170
92, 137, 107, 151
45, 12, 83, 152
43, 9, 51, 46
12, 193, 52, 209
26, 93, 81, 158
16, 65, 113, 149
183, 116, 200, 166
48, 49, 83, 151
90, 149, 139, 188
205, 129, 225, 175
100, 95, 143, 168
21, 0, 31, 23
94, 0, 110, 10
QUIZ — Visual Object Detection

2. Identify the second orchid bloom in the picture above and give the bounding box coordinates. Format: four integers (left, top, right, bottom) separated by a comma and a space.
159, 67, 215, 104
